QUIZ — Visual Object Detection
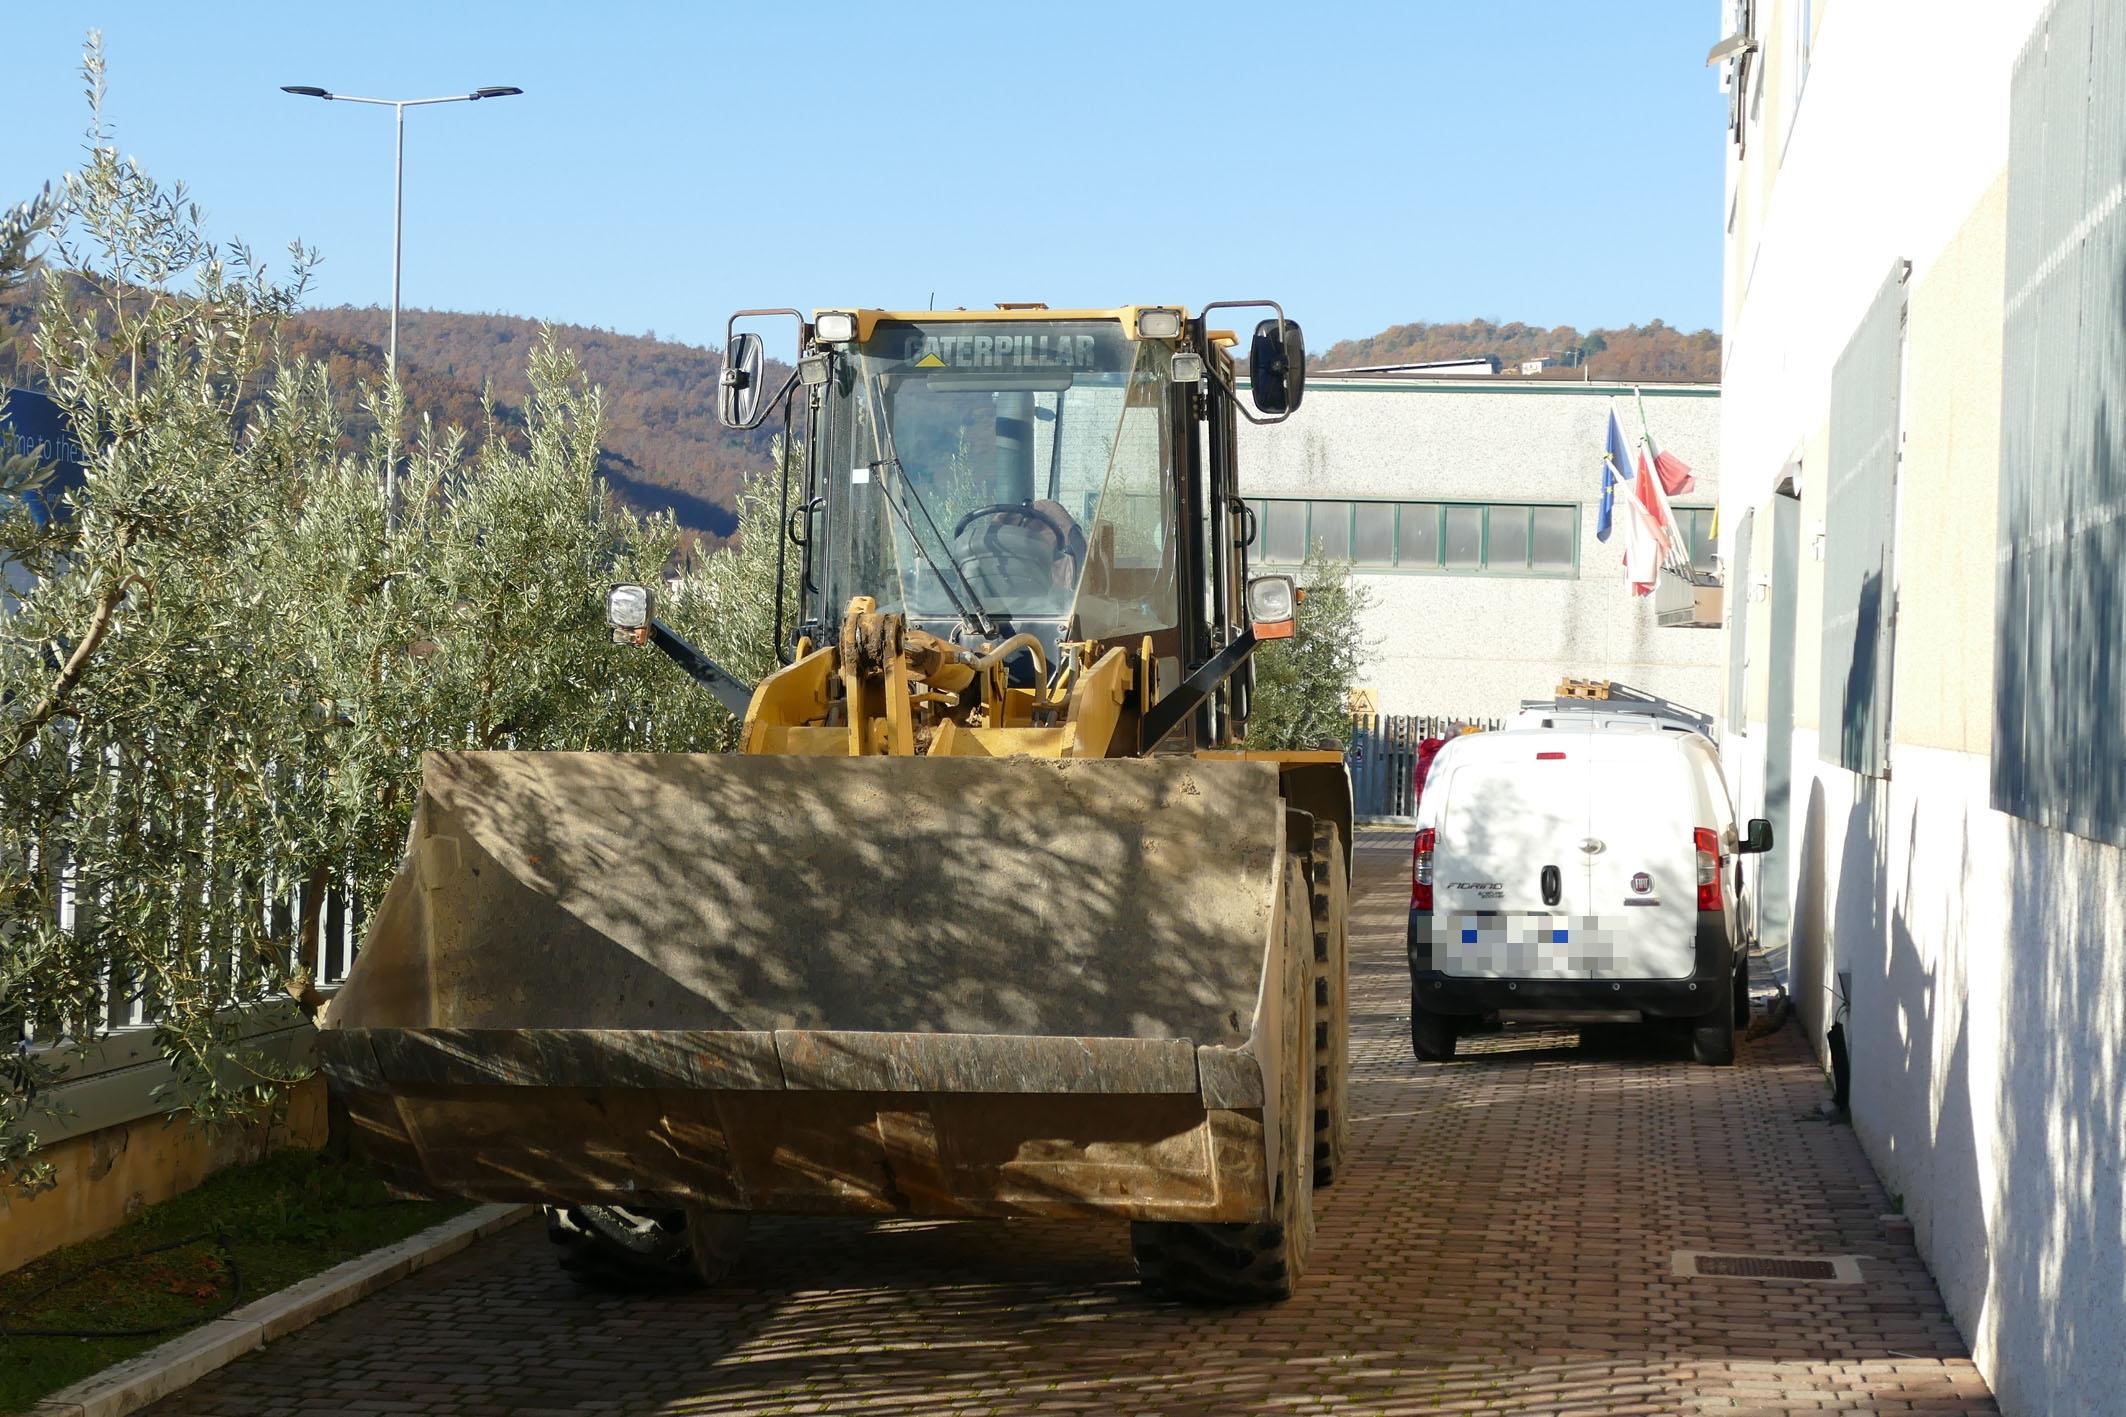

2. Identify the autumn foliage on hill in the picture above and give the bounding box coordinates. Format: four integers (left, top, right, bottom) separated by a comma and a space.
286, 306, 784, 543
1319, 318, 1719, 384
2, 287, 780, 546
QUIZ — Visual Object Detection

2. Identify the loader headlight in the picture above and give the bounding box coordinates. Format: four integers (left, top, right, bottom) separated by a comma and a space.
814, 311, 858, 343
1247, 574, 1297, 640
1135, 308, 1184, 340
607, 583, 651, 631
1171, 351, 1204, 384
798, 352, 831, 387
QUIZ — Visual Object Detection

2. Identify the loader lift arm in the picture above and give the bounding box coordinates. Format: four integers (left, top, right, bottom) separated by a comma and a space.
1139, 627, 1260, 752
645, 619, 754, 717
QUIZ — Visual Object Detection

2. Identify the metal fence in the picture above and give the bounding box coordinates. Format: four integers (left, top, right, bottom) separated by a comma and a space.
1346, 713, 1503, 820
14, 764, 368, 1150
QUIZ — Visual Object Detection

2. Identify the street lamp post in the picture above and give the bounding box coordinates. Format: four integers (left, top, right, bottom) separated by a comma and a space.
279, 84, 524, 384
280, 84, 522, 522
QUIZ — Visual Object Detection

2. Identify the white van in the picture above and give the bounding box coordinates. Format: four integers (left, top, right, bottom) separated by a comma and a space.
1405, 705, 1772, 1065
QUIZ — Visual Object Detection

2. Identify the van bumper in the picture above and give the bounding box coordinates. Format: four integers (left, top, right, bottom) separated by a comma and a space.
1406, 911, 1732, 1020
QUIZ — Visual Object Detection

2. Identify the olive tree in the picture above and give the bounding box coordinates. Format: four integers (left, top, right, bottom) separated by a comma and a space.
1, 40, 781, 1187
1245, 552, 1375, 751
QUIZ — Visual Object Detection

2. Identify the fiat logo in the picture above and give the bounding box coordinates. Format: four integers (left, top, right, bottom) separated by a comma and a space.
1630, 872, 1652, 894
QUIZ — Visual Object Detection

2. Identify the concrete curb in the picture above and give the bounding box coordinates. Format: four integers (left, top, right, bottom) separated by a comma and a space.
28, 1203, 531, 1417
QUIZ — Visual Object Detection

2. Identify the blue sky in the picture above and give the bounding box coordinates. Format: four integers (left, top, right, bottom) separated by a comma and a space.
3, 2, 1726, 352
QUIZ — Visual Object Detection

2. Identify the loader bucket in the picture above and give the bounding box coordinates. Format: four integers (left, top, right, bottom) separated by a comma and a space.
317, 751, 1305, 1224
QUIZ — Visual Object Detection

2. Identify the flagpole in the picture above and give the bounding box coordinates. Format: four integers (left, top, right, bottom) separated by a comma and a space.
1634, 385, 1692, 577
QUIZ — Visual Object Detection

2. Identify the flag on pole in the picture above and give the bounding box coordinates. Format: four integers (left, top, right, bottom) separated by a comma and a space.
1617, 479, 1662, 595
1632, 389, 1692, 576
1634, 447, 1672, 566
1598, 403, 1635, 542
1634, 386, 1697, 495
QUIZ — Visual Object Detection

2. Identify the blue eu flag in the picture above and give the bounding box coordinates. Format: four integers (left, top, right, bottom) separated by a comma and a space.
1597, 404, 1634, 543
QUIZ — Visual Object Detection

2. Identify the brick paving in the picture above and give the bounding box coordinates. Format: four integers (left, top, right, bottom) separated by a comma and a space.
140, 828, 1996, 1416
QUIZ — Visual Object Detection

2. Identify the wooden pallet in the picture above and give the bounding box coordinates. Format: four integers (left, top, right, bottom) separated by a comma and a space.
1556, 678, 1613, 700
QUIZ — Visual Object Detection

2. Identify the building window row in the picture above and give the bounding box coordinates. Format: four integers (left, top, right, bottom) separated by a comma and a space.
1245, 497, 1719, 580
1246, 498, 1580, 577
1668, 504, 1719, 574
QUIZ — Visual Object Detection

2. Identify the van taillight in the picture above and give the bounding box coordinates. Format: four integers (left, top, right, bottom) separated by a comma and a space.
1412, 827, 1436, 910
1694, 827, 1721, 911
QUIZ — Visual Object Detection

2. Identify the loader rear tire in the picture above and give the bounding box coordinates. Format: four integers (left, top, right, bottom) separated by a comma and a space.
546, 1204, 695, 1288
1308, 822, 1350, 1188
1130, 851, 1316, 1304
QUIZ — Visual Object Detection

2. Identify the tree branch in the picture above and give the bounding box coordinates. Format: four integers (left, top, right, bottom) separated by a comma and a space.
0, 564, 139, 774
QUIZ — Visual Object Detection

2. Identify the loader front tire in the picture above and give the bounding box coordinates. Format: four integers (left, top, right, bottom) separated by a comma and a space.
684, 1208, 751, 1284
546, 1204, 695, 1288
1131, 851, 1316, 1304
1308, 822, 1350, 1187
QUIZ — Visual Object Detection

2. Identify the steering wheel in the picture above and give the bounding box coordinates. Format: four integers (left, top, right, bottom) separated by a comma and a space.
948, 502, 1072, 596
951, 501, 1071, 544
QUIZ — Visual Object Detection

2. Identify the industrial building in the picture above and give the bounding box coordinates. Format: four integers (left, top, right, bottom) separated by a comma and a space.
1235, 374, 1722, 720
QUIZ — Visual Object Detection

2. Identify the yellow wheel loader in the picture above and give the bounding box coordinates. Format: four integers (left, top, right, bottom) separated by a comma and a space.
317, 303, 1353, 1303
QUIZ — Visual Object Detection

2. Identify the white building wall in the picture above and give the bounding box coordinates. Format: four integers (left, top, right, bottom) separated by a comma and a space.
1236, 379, 1722, 720
1717, 3, 2125, 1412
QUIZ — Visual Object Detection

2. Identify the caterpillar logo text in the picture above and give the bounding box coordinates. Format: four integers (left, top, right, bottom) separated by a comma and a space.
904, 332, 1099, 369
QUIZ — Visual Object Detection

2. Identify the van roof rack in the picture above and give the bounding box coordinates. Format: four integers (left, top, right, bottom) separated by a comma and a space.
1517, 681, 1714, 737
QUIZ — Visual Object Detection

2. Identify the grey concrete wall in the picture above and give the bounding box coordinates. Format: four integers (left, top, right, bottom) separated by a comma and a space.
1235, 378, 1722, 720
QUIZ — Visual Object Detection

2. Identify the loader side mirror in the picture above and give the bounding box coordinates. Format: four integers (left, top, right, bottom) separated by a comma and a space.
1739, 818, 1774, 854
1247, 574, 1297, 640
1249, 317, 1306, 415
719, 333, 765, 429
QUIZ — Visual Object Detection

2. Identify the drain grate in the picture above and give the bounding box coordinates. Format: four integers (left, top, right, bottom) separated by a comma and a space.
1672, 1251, 1862, 1283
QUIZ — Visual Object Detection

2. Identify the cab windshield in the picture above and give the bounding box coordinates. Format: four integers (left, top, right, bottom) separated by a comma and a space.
820, 318, 1179, 642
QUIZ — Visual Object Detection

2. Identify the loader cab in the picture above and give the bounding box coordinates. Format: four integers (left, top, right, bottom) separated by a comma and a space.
806, 312, 1187, 678
720, 302, 1304, 752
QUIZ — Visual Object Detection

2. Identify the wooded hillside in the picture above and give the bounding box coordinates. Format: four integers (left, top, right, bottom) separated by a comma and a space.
2, 288, 777, 545
1319, 318, 1719, 383
286, 307, 778, 541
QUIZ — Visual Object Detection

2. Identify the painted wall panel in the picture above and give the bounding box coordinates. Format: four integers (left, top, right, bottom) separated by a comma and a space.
1995, 0, 2126, 845
1894, 176, 2006, 756
1818, 265, 1905, 777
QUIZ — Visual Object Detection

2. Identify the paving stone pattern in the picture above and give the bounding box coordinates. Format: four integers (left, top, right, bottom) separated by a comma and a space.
142, 829, 1997, 1416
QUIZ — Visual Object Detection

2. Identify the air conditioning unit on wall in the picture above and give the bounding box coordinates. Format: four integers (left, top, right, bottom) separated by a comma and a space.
1655, 564, 1724, 628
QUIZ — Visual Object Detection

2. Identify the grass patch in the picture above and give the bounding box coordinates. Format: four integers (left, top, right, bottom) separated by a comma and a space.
0, 1147, 467, 1412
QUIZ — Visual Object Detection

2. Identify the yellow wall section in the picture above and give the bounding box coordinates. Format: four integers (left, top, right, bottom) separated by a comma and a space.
1892, 170, 2007, 755
0, 1078, 327, 1275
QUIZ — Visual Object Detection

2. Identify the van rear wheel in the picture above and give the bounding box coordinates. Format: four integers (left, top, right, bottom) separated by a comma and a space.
1691, 972, 1737, 1066
1411, 1004, 1458, 1062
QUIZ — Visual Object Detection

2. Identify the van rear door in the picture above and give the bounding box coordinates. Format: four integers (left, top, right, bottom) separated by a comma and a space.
1583, 737, 1698, 979
1431, 745, 1589, 978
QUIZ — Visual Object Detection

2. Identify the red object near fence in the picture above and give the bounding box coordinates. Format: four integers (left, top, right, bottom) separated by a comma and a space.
1411, 737, 1447, 815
